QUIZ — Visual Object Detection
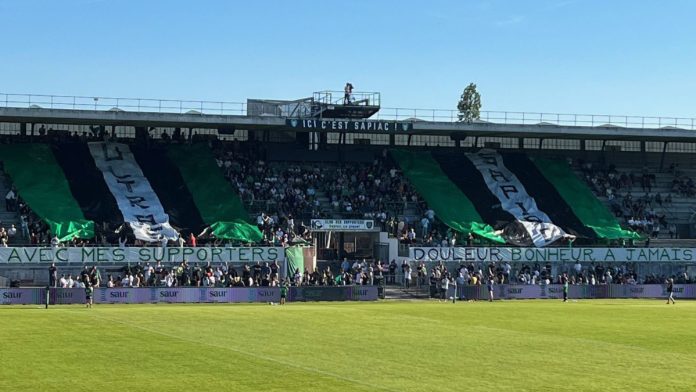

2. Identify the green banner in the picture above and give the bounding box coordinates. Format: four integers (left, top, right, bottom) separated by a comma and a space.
167, 144, 262, 243
285, 245, 305, 276
0, 144, 93, 241
530, 157, 641, 240
390, 150, 504, 243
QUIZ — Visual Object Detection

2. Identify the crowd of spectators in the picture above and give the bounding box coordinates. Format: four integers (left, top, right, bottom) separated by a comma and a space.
385, 258, 695, 289
87, 259, 398, 288
215, 142, 320, 222
56, 265, 101, 288
577, 160, 677, 238
668, 163, 696, 197
2, 167, 51, 246
213, 142, 434, 243
103, 260, 283, 288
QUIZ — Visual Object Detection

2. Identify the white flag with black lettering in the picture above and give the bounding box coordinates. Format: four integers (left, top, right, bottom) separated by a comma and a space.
466, 149, 566, 247
88, 142, 179, 242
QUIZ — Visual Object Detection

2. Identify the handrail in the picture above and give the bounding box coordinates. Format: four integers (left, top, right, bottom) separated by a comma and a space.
2, 92, 696, 130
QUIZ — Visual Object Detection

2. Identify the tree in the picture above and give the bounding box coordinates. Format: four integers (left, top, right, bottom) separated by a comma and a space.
457, 83, 481, 122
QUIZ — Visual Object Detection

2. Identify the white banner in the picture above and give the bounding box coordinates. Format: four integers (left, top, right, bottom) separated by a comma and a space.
466, 150, 566, 247
310, 219, 376, 231
0, 247, 286, 264
89, 142, 179, 242
410, 247, 696, 263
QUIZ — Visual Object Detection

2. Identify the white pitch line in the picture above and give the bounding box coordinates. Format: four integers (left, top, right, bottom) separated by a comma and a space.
85, 311, 400, 392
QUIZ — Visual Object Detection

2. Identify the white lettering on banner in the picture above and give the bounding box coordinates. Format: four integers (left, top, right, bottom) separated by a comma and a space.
88, 142, 179, 242
409, 247, 696, 263
289, 119, 412, 132
0, 247, 286, 264
466, 149, 566, 247
310, 219, 375, 231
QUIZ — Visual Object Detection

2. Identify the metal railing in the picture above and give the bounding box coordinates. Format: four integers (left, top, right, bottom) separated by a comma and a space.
313, 90, 381, 107
0, 93, 246, 116
2, 92, 696, 130
371, 108, 696, 129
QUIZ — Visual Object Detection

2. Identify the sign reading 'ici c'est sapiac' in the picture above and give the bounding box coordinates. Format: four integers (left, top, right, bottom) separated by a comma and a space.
286, 119, 412, 132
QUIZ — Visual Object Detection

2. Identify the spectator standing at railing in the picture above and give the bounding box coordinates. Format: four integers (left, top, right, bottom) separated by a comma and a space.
388, 260, 397, 284
48, 262, 57, 288
343, 82, 353, 105
440, 275, 449, 301
403, 263, 412, 288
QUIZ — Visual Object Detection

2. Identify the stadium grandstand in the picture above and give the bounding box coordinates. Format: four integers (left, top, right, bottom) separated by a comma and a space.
1, 91, 695, 293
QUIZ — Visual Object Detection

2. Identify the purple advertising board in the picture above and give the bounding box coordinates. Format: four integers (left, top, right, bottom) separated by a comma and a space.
0, 288, 45, 305
288, 286, 378, 302
82, 287, 281, 304
3, 285, 693, 305
452, 284, 696, 300
47, 287, 377, 304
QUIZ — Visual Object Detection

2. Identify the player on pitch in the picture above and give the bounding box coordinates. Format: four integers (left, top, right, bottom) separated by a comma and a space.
666, 278, 675, 305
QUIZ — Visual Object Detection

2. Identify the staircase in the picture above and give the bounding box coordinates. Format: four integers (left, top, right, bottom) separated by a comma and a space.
0, 170, 21, 244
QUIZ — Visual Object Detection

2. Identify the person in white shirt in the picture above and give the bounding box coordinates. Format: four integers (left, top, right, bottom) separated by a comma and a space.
5, 189, 15, 211
66, 275, 74, 288
503, 262, 512, 283
286, 216, 295, 233
144, 263, 152, 283
440, 276, 449, 301
59, 275, 68, 288
121, 275, 130, 287
165, 273, 174, 287
407, 228, 416, 243
354, 271, 362, 285
7, 225, 17, 238
51, 236, 60, 249
294, 271, 302, 286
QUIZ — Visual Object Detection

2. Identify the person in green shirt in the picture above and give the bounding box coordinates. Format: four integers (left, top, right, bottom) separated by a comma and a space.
85, 279, 94, 308
280, 281, 289, 305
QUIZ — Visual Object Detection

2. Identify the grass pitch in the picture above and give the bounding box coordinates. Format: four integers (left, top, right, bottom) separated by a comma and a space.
1, 299, 695, 391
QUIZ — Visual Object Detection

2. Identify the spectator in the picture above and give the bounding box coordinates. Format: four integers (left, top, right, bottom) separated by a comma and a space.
343, 82, 353, 104
5, 188, 16, 211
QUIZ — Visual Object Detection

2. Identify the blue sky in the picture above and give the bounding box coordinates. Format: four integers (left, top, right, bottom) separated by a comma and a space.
2, 0, 696, 117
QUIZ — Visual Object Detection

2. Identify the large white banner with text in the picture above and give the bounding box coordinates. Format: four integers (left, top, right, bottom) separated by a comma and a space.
466, 149, 566, 247
0, 247, 286, 264
410, 247, 696, 263
89, 142, 179, 242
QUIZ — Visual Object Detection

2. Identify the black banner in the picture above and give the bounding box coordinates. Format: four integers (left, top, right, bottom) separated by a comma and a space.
286, 119, 412, 132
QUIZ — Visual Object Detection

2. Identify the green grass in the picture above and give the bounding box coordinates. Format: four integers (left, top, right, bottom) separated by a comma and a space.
1, 300, 695, 391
